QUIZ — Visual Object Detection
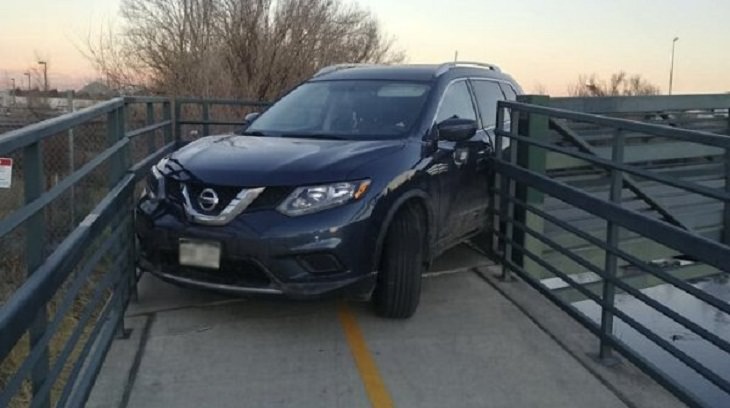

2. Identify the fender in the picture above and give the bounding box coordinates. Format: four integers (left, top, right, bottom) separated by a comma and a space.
372, 188, 435, 272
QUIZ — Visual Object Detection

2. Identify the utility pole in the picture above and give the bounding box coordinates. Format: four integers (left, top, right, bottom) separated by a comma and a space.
38, 61, 48, 93
24, 72, 31, 90
668, 37, 679, 95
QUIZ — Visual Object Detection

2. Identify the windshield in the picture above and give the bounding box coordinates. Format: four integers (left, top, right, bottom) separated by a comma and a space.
246, 80, 431, 139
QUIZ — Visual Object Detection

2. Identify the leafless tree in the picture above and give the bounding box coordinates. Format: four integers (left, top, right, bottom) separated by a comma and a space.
531, 82, 549, 95
87, 0, 403, 100
568, 71, 660, 97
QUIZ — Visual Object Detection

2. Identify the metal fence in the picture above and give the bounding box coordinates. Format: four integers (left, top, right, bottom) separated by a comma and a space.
0, 96, 174, 408
3, 92, 729, 407
490, 95, 730, 407
0, 95, 269, 407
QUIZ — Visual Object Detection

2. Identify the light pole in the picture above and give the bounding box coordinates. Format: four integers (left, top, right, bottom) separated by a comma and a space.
38, 60, 48, 93
668, 37, 679, 95
24, 72, 31, 90
10, 78, 15, 105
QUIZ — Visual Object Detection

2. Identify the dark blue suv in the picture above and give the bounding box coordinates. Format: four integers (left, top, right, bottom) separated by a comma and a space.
136, 62, 522, 318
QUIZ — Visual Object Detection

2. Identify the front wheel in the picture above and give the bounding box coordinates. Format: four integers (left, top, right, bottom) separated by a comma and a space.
373, 204, 425, 319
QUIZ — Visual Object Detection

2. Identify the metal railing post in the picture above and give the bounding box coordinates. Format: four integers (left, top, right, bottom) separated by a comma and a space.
724, 107, 730, 245
174, 99, 182, 144
163, 100, 173, 145
67, 91, 76, 226
510, 95, 549, 278
724, 147, 730, 245
202, 100, 210, 137
119, 105, 129, 171
599, 128, 625, 360
105, 106, 126, 338
24, 140, 51, 408
107, 109, 119, 187
146, 102, 156, 155
488, 106, 505, 255
502, 118, 519, 280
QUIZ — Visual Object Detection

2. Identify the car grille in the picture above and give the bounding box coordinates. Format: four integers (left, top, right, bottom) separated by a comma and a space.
164, 177, 291, 214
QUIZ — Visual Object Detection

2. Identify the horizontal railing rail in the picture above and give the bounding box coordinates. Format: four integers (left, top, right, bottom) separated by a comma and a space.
549, 93, 730, 114
173, 97, 271, 139
504, 101, 730, 148
490, 96, 730, 407
0, 96, 175, 407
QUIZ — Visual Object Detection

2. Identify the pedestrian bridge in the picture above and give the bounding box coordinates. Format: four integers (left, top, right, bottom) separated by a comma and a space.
1, 94, 729, 407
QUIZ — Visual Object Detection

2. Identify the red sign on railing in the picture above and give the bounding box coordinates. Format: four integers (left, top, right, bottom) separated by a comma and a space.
0, 158, 13, 188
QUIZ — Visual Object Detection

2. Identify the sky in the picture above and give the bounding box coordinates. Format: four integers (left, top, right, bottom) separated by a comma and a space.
1, 0, 729, 95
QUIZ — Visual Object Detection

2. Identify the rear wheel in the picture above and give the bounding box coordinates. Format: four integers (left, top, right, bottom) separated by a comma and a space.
373, 204, 425, 319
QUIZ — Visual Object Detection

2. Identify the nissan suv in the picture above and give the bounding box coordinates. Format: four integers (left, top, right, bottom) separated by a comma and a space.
136, 62, 522, 318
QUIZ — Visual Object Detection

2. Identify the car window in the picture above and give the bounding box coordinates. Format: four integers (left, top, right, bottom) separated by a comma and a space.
435, 81, 477, 123
471, 80, 504, 128
499, 83, 518, 100
246, 80, 431, 139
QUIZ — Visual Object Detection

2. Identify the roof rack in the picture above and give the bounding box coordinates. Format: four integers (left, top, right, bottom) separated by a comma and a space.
313, 63, 380, 77
435, 61, 501, 76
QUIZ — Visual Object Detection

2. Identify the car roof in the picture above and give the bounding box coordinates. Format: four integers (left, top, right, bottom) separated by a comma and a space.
309, 63, 515, 83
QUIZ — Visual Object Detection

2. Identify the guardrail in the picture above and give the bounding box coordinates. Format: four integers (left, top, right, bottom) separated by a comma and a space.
3, 92, 728, 407
490, 96, 730, 407
0, 96, 175, 407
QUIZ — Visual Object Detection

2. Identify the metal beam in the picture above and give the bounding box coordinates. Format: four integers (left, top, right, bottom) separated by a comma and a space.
549, 118, 690, 231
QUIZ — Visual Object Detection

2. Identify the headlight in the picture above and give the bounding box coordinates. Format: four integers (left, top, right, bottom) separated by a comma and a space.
277, 180, 371, 216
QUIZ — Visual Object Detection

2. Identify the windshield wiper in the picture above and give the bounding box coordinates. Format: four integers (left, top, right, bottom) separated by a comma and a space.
283, 133, 349, 140
239, 130, 272, 136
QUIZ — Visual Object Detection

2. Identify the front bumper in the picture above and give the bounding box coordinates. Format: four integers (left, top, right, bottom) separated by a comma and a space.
135, 197, 379, 299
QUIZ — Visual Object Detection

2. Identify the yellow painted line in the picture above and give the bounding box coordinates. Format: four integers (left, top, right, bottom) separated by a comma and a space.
337, 302, 394, 408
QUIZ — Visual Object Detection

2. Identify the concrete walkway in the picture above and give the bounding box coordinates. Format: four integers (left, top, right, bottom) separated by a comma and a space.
88, 246, 677, 408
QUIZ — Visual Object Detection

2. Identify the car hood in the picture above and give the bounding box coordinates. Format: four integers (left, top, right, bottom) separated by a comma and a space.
167, 134, 406, 186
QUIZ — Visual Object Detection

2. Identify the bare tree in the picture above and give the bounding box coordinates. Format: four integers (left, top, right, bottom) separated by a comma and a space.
87, 0, 403, 100
568, 71, 660, 97
531, 82, 549, 95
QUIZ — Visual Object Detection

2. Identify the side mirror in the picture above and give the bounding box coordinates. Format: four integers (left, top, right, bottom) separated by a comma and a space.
243, 112, 261, 125
437, 117, 477, 142
235, 112, 261, 135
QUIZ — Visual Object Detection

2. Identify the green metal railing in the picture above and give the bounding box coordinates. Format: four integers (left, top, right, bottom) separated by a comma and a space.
2, 92, 728, 407
0, 95, 268, 407
0, 97, 175, 407
490, 96, 730, 407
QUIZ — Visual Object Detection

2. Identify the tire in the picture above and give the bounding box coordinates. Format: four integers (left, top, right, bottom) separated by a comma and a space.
373, 204, 425, 319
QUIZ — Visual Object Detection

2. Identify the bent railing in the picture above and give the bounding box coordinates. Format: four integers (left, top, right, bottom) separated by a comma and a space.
0, 96, 175, 407
490, 96, 730, 407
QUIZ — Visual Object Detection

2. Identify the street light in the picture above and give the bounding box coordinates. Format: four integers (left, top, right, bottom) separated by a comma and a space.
668, 37, 679, 95
10, 78, 15, 105
38, 60, 48, 93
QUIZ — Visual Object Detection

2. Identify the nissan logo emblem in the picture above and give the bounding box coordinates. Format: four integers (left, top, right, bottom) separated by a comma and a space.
197, 188, 219, 211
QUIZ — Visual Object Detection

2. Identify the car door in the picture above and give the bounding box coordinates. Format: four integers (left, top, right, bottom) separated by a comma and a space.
469, 79, 510, 225
431, 80, 483, 248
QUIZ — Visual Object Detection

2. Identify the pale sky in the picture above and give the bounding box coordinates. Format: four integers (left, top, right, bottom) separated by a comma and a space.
2, 0, 729, 95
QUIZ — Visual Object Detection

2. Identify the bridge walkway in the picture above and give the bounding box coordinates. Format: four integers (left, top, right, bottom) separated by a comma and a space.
88, 245, 681, 408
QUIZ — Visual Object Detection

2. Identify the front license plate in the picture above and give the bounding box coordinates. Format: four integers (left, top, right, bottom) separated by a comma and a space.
179, 238, 221, 269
